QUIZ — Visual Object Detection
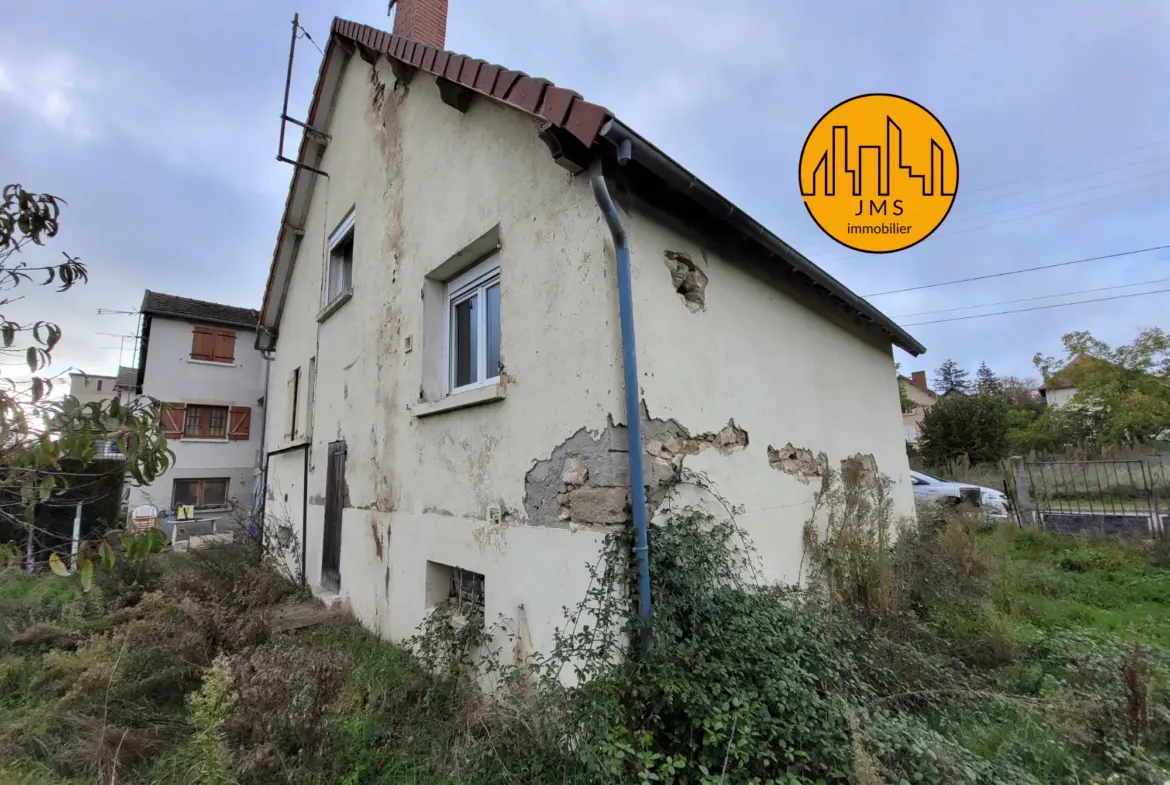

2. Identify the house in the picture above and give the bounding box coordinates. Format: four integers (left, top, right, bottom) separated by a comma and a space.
64, 372, 124, 459
1039, 354, 1096, 407
122, 291, 266, 516
898, 370, 938, 444
67, 372, 118, 406
256, 1, 926, 656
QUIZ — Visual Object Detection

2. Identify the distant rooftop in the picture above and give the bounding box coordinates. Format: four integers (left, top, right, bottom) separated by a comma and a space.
141, 290, 259, 330
114, 366, 139, 389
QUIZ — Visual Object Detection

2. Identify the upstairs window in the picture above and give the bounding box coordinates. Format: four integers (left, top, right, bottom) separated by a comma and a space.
446, 253, 501, 393
325, 211, 355, 308
191, 325, 236, 363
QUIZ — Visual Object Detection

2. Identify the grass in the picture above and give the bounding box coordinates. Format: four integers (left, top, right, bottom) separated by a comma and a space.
991, 527, 1170, 648
1, 518, 1169, 783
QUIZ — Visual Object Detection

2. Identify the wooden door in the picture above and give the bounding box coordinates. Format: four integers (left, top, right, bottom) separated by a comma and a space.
321, 440, 346, 592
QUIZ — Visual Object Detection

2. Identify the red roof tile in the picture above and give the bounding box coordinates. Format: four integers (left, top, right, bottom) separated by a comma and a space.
330, 18, 612, 148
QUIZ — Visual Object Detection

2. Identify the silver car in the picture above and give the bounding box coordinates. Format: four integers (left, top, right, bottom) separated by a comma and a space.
910, 470, 1010, 518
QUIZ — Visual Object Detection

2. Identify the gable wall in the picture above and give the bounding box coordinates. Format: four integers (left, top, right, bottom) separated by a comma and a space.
265, 51, 622, 649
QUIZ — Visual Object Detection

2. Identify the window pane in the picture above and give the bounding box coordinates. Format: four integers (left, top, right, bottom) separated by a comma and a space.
202, 479, 228, 507
184, 406, 202, 436
452, 294, 477, 388
328, 233, 354, 302
174, 480, 199, 506
208, 408, 228, 437
485, 282, 500, 379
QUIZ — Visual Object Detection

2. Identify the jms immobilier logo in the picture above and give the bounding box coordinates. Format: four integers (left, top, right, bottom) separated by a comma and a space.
799, 93, 958, 253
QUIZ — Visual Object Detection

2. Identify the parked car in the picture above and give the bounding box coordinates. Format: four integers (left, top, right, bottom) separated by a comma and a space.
910, 470, 1010, 518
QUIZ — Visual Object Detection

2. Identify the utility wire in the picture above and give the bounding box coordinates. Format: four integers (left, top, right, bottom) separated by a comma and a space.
296, 22, 324, 55
890, 277, 1170, 319
786, 142, 1170, 249
816, 180, 1170, 266
791, 150, 1170, 249
901, 287, 1170, 327
864, 244, 1170, 297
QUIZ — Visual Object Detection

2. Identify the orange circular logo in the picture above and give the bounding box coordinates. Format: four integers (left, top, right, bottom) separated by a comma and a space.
799, 93, 958, 253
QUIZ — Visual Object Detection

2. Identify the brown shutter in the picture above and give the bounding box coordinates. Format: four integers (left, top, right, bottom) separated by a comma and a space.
191, 326, 214, 360
160, 403, 186, 438
212, 329, 236, 363
228, 406, 251, 440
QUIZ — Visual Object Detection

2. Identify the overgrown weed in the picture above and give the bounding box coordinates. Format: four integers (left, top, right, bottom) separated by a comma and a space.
1, 467, 1169, 783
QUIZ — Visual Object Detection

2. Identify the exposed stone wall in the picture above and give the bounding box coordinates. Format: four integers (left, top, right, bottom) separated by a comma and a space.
523, 404, 749, 530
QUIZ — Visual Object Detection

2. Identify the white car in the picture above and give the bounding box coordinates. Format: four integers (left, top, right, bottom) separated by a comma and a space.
910, 470, 1010, 518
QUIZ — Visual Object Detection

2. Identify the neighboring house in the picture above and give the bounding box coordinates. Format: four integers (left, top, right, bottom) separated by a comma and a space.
64, 372, 123, 458
1039, 354, 1096, 407
256, 2, 925, 655
67, 372, 118, 406
122, 291, 266, 516
898, 371, 938, 444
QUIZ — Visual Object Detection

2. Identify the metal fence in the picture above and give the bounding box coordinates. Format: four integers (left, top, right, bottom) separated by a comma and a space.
1010, 457, 1168, 537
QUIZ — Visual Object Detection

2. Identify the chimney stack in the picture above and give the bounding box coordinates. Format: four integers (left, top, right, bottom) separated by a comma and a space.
910, 370, 928, 391
389, 0, 448, 48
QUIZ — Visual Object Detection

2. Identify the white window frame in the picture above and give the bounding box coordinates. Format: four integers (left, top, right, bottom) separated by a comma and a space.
324, 210, 355, 308
444, 252, 501, 396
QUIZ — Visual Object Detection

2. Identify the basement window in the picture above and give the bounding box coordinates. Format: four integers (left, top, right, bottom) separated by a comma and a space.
425, 561, 486, 624
445, 252, 501, 394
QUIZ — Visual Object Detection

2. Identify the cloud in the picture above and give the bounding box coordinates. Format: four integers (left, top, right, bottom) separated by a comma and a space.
0, 54, 94, 140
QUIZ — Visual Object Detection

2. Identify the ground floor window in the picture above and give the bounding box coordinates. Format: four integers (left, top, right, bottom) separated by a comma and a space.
173, 477, 230, 509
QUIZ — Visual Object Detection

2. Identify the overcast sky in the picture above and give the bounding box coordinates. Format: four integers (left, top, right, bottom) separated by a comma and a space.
1, 0, 1167, 389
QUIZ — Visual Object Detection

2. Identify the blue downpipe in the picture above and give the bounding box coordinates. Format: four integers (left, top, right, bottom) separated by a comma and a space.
590, 160, 652, 647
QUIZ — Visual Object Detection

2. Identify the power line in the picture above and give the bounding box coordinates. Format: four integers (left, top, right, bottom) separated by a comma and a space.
864, 244, 1170, 297
295, 21, 324, 55
890, 277, 1170, 318
901, 287, 1170, 327
790, 149, 1170, 249
816, 180, 1170, 266
786, 141, 1170, 249
962, 139, 1170, 196
929, 166, 1170, 227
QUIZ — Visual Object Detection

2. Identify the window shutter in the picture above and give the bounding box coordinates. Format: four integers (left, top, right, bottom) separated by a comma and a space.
212, 329, 236, 363
160, 403, 186, 438
191, 326, 214, 360
286, 371, 297, 441
306, 357, 317, 439
228, 406, 251, 440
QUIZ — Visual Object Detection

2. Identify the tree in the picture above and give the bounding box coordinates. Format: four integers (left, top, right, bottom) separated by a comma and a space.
895, 362, 915, 414
999, 375, 1043, 409
1031, 328, 1170, 452
918, 393, 1009, 467
933, 358, 970, 395
975, 362, 1001, 396
0, 184, 173, 579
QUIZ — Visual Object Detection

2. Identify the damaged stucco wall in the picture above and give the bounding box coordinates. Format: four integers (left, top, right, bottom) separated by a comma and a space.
264, 45, 914, 659
264, 51, 623, 655
620, 198, 916, 583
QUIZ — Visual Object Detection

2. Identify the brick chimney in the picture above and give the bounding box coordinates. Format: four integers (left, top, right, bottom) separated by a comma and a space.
389, 0, 448, 48
910, 370, 928, 391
